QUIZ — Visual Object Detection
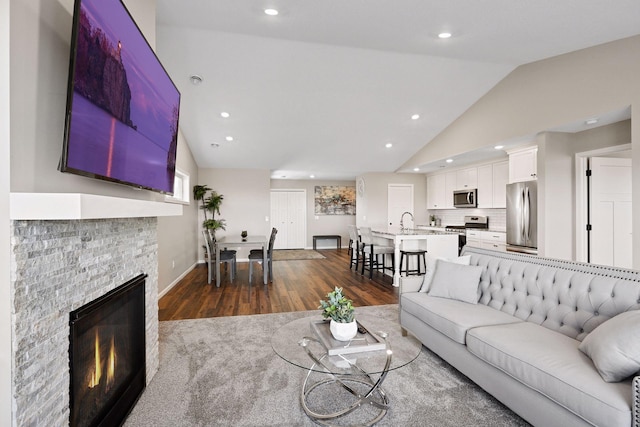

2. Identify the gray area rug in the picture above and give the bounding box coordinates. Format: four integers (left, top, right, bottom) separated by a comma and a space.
273, 249, 326, 261
125, 305, 529, 426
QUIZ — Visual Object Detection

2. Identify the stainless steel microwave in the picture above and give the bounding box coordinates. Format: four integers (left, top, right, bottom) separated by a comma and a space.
453, 189, 477, 208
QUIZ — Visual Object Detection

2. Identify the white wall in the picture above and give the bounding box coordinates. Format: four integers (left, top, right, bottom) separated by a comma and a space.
270, 179, 356, 248
197, 168, 271, 260
157, 130, 199, 295
356, 172, 427, 228
538, 120, 631, 260
1, 0, 12, 423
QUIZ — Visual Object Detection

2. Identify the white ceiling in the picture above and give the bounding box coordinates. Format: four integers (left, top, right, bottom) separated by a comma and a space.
155, 0, 640, 181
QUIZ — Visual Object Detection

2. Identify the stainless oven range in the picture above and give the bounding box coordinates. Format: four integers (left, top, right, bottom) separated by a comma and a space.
445, 215, 489, 255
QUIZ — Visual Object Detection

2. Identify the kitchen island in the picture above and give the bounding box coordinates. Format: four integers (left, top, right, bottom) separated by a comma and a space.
371, 227, 459, 287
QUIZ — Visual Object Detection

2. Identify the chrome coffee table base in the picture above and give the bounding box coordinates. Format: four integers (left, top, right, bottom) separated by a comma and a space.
299, 336, 392, 426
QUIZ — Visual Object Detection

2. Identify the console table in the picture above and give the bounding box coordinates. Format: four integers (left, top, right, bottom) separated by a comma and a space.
312, 234, 341, 250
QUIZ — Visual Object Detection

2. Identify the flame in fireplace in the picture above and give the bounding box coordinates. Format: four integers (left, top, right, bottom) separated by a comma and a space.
106, 335, 116, 388
87, 330, 117, 390
88, 329, 102, 388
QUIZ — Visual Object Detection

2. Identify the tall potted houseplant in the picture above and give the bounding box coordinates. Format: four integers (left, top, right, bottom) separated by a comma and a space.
193, 184, 227, 237
319, 287, 357, 341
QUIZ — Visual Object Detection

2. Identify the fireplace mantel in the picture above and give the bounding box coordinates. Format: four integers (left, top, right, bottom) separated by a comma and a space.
10, 192, 182, 220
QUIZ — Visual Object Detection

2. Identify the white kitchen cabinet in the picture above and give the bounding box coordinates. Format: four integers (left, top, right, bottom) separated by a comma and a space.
455, 167, 478, 190
466, 230, 506, 252
466, 229, 482, 248
509, 147, 537, 183
426, 173, 446, 209
492, 161, 509, 208
444, 171, 457, 208
476, 164, 493, 208
427, 159, 508, 210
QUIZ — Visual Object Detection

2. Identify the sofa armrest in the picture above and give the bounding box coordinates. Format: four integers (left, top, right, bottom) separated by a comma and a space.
399, 276, 423, 294
634, 375, 639, 427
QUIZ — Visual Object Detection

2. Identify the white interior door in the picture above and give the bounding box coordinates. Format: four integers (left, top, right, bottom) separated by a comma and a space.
590, 157, 632, 267
270, 190, 306, 249
388, 184, 414, 228
287, 191, 306, 249
271, 191, 288, 250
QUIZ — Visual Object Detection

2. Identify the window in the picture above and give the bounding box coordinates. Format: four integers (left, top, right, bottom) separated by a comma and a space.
165, 168, 190, 204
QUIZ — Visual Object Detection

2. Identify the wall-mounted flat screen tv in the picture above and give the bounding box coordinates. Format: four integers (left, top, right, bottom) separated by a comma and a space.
61, 0, 180, 195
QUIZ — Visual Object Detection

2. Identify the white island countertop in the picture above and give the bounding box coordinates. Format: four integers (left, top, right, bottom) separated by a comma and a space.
369, 227, 459, 287
371, 226, 458, 237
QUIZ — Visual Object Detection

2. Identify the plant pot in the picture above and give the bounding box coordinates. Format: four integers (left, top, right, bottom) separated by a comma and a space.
330, 319, 358, 341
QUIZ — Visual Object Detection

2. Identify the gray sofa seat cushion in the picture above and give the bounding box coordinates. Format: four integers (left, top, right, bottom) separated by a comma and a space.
467, 322, 633, 427
401, 292, 522, 344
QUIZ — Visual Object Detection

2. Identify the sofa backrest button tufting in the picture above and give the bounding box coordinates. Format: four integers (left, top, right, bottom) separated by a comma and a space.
594, 311, 599, 316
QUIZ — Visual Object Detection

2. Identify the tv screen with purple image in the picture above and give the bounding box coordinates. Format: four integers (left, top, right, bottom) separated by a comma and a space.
61, 0, 180, 195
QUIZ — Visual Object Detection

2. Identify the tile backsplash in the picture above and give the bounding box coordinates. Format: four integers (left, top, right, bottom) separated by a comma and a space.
425, 208, 506, 231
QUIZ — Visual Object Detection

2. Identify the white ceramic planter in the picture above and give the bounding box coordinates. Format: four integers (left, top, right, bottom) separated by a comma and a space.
330, 319, 358, 341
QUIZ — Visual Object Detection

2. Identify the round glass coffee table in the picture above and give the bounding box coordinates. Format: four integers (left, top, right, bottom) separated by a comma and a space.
271, 314, 422, 426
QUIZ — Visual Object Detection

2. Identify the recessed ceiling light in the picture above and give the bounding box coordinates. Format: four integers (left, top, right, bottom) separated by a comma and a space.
385, 143, 393, 148
225, 136, 233, 142
309, 174, 315, 178
264, 8, 278, 16
189, 75, 203, 85
446, 158, 453, 163
411, 114, 420, 120
438, 32, 452, 39
220, 112, 230, 118
413, 168, 420, 172
494, 145, 504, 150
585, 118, 599, 125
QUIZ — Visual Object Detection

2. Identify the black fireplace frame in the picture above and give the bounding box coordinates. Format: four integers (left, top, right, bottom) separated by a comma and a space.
69, 274, 147, 427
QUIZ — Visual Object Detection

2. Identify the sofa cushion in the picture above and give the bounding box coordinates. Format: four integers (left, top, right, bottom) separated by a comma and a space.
428, 260, 483, 304
401, 292, 522, 344
467, 322, 633, 427
419, 254, 471, 292
578, 310, 640, 382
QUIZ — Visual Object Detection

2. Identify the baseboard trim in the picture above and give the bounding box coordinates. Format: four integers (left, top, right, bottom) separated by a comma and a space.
158, 262, 197, 299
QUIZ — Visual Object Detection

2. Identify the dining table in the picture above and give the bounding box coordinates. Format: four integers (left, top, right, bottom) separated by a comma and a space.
215, 235, 268, 287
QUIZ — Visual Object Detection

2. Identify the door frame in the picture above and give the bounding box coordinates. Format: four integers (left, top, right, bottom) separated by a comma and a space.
574, 143, 631, 262
270, 188, 307, 249
387, 184, 414, 228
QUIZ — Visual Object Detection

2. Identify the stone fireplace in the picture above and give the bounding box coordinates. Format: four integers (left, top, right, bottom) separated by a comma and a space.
10, 210, 164, 425
69, 274, 147, 427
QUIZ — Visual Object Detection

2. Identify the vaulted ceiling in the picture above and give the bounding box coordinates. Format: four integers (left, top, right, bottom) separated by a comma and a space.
156, 0, 640, 180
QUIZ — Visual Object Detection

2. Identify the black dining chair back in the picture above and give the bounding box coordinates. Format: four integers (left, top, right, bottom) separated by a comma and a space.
248, 228, 278, 283
202, 230, 236, 284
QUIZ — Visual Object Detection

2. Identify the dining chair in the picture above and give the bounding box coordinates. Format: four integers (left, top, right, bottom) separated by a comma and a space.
359, 226, 395, 279
347, 225, 362, 271
202, 230, 236, 284
250, 227, 277, 257
248, 228, 278, 283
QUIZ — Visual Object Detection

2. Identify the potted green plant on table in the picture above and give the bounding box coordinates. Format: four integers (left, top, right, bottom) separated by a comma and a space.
319, 287, 357, 341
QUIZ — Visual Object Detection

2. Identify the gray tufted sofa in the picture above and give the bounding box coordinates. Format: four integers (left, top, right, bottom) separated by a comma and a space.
400, 246, 640, 427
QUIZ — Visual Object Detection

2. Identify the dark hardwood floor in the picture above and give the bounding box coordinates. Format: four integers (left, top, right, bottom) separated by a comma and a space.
159, 249, 399, 321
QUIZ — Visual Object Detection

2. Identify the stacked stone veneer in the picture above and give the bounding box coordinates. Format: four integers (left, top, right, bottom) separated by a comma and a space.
10, 218, 160, 427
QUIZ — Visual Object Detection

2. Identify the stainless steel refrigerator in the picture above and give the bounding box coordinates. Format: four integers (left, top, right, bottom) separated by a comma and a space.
506, 180, 538, 255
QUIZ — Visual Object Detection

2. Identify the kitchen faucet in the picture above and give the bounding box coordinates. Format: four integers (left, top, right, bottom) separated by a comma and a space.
400, 211, 414, 231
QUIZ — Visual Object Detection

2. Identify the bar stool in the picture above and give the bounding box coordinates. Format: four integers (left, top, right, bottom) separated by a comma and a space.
360, 227, 395, 279
400, 249, 427, 276
347, 225, 362, 271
